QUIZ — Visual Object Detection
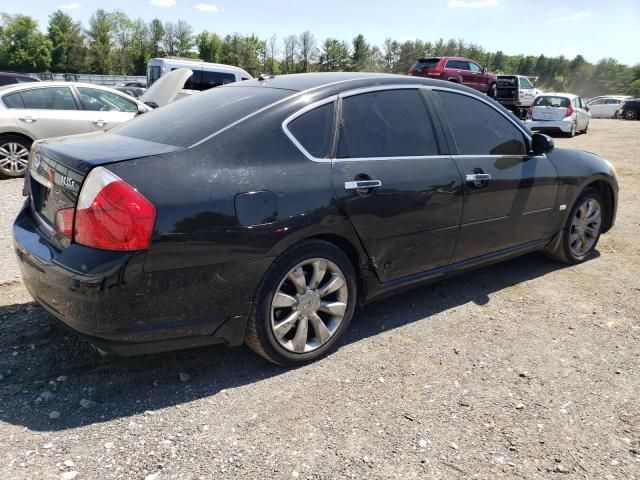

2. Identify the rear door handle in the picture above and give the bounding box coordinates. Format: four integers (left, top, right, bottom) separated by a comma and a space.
92, 120, 106, 127
19, 117, 36, 123
344, 180, 382, 190
465, 173, 492, 182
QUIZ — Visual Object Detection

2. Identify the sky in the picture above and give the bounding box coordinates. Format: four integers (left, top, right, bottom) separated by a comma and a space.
3, 0, 639, 65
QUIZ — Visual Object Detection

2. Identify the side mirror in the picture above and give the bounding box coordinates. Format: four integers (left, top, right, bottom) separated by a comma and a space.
585, 106, 590, 112
482, 67, 487, 73
137, 104, 148, 115
144, 101, 159, 109
531, 133, 554, 155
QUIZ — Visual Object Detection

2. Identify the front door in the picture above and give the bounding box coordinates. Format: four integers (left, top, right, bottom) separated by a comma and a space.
331, 88, 463, 281
428, 89, 558, 262
75, 87, 139, 132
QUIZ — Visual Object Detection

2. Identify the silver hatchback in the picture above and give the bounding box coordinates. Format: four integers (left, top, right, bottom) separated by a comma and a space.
525, 93, 591, 137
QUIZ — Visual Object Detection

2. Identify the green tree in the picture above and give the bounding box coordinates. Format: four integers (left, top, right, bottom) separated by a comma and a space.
350, 34, 371, 71
318, 38, 350, 72
148, 19, 164, 57
0, 14, 51, 72
86, 9, 114, 73
297, 30, 317, 73
175, 20, 194, 57
196, 31, 222, 63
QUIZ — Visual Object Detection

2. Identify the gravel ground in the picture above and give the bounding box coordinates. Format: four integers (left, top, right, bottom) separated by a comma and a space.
0, 119, 639, 480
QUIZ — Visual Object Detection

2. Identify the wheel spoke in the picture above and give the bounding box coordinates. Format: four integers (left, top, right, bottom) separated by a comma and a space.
0, 147, 10, 156
308, 259, 327, 290
586, 210, 601, 223
317, 273, 345, 298
0, 158, 11, 168
288, 267, 307, 294
273, 292, 297, 309
308, 313, 331, 344
585, 226, 599, 238
273, 311, 300, 339
319, 301, 346, 317
291, 315, 308, 352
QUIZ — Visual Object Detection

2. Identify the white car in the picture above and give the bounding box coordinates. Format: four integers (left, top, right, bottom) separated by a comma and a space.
0, 69, 192, 178
525, 93, 591, 137
586, 96, 630, 118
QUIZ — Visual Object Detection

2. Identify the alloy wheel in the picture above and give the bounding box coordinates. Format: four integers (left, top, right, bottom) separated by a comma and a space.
0, 142, 29, 175
270, 258, 348, 354
569, 197, 602, 257
623, 109, 638, 120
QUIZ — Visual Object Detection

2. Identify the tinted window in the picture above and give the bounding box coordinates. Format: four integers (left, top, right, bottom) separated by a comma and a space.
469, 62, 482, 72
0, 77, 15, 86
288, 102, 334, 158
3, 92, 25, 109
77, 87, 138, 112
534, 96, 570, 108
433, 91, 526, 156
412, 58, 440, 70
147, 66, 161, 87
337, 89, 438, 158
113, 86, 290, 147
20, 87, 77, 110
202, 71, 236, 89
520, 77, 533, 89
446, 60, 468, 70
16, 76, 38, 83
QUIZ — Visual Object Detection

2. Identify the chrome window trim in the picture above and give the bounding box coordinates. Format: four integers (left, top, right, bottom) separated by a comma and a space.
282, 83, 535, 163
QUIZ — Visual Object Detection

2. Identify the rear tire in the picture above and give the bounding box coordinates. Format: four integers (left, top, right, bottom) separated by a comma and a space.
567, 121, 577, 138
545, 187, 604, 265
0, 134, 32, 179
244, 240, 357, 366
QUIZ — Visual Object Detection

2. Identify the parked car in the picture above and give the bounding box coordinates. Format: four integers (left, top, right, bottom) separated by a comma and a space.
525, 93, 591, 137
13, 73, 618, 365
0, 69, 190, 178
147, 57, 251, 91
585, 96, 628, 118
408, 57, 497, 98
617, 98, 640, 120
0, 72, 41, 86
119, 80, 146, 88
496, 75, 543, 118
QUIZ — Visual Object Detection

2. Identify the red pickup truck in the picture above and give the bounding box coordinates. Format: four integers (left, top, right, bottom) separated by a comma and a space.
408, 57, 498, 98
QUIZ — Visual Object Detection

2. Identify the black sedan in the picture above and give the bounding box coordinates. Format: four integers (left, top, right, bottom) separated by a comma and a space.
13, 73, 618, 365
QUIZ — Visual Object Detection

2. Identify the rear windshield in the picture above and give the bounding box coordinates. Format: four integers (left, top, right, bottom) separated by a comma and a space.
113, 86, 291, 147
411, 58, 440, 70
534, 96, 570, 108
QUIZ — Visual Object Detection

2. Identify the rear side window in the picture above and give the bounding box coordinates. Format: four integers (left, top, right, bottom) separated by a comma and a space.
113, 86, 291, 147
534, 96, 570, 108
16, 76, 38, 83
445, 60, 469, 70
202, 71, 237, 90
20, 87, 77, 110
288, 102, 334, 158
337, 89, 439, 158
3, 92, 25, 109
432, 91, 526, 156
0, 77, 15, 86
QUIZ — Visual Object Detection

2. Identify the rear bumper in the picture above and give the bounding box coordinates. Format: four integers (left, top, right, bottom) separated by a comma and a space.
525, 119, 573, 133
13, 202, 272, 355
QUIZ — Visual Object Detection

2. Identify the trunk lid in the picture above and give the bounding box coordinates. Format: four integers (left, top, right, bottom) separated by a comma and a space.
140, 68, 193, 107
27, 133, 184, 247
531, 96, 571, 121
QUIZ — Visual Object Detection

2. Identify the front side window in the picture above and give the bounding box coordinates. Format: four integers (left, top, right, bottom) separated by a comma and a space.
20, 87, 77, 110
3, 92, 25, 109
469, 62, 482, 72
432, 90, 527, 156
288, 102, 335, 158
520, 77, 534, 89
77, 87, 138, 112
337, 89, 439, 158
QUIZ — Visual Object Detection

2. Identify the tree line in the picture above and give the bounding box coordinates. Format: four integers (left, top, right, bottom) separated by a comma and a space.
1, 9, 639, 97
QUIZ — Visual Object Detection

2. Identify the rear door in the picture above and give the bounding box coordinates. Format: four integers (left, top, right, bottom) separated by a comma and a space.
429, 89, 558, 262
2, 86, 92, 140
75, 87, 138, 131
329, 87, 463, 281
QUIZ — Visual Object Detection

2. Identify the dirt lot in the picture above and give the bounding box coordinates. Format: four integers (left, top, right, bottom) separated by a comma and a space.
0, 119, 638, 480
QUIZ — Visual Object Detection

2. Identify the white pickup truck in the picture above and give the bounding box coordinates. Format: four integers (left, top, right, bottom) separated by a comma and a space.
496, 75, 543, 119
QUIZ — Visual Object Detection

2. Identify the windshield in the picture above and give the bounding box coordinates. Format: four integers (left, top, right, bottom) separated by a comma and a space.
147, 66, 161, 88
113, 86, 291, 147
534, 96, 570, 108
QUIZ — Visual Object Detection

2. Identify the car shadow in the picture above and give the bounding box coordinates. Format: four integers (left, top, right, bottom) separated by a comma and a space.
0, 251, 578, 432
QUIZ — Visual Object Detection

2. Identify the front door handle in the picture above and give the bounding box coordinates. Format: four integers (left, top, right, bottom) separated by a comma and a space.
19, 117, 36, 123
344, 180, 382, 190
465, 173, 492, 182
92, 120, 106, 128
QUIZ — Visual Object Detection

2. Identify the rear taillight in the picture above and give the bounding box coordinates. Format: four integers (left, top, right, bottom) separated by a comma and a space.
565, 104, 574, 118
74, 167, 156, 251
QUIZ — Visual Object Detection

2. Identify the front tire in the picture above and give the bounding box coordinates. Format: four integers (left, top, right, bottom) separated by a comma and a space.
545, 187, 604, 264
622, 108, 638, 120
487, 83, 497, 100
0, 135, 32, 179
245, 240, 357, 366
